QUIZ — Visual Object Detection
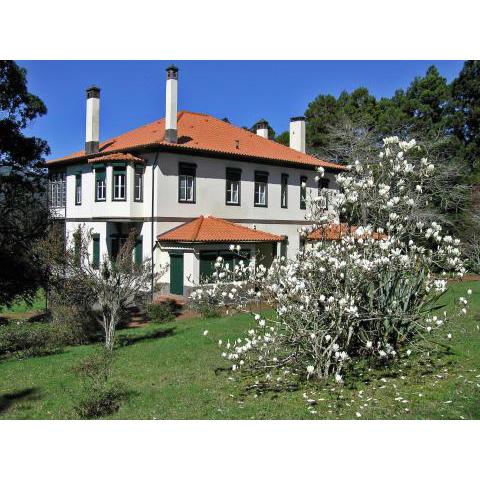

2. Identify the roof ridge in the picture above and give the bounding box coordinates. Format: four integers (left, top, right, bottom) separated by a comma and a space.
192, 215, 205, 240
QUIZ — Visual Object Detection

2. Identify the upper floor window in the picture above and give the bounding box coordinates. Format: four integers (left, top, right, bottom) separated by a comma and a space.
113, 166, 126, 201
75, 172, 82, 205
95, 168, 107, 202
48, 172, 66, 208
134, 166, 144, 202
226, 168, 241, 205
300, 176, 307, 210
281, 173, 288, 208
318, 177, 330, 209
179, 163, 196, 203
254, 171, 268, 207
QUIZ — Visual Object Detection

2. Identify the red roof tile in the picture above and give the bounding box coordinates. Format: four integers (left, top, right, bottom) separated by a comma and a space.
157, 216, 284, 243
308, 224, 385, 241
87, 152, 145, 164
48, 111, 344, 171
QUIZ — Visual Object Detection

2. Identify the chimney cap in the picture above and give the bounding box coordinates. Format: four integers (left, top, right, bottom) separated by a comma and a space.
256, 118, 269, 129
86, 85, 101, 99
166, 64, 179, 79
290, 116, 306, 122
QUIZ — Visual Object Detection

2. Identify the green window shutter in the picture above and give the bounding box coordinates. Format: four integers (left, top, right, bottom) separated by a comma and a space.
92, 234, 100, 269
134, 236, 143, 265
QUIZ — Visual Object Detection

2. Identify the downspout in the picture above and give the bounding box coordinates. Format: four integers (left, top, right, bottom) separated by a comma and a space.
151, 151, 160, 302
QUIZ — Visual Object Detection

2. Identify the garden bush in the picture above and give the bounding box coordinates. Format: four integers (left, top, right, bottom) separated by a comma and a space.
0, 320, 72, 358
146, 300, 177, 323
73, 349, 126, 418
49, 302, 101, 344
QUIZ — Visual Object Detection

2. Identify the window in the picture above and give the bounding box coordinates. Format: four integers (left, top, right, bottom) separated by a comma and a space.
226, 168, 241, 205
179, 163, 196, 203
134, 166, 144, 202
281, 173, 288, 208
48, 172, 66, 208
254, 171, 268, 207
113, 166, 126, 201
300, 176, 307, 210
92, 234, 100, 269
318, 177, 330, 209
200, 250, 251, 282
280, 236, 289, 259
299, 234, 306, 251
95, 168, 106, 202
75, 172, 82, 205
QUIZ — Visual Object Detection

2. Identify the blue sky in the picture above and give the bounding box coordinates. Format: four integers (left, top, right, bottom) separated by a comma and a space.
18, 60, 465, 160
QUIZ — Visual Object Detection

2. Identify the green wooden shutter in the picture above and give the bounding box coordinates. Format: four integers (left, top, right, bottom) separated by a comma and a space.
92, 234, 100, 269
134, 236, 143, 265
169, 253, 184, 295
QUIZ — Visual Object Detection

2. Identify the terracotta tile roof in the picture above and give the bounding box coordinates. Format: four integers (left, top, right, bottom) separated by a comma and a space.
157, 216, 284, 243
48, 111, 344, 171
87, 152, 145, 164
308, 224, 385, 241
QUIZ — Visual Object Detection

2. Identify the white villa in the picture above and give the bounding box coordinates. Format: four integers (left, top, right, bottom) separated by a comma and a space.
47, 65, 344, 296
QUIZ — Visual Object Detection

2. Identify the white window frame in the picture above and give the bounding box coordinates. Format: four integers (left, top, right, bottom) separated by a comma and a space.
96, 177, 106, 201
113, 172, 126, 201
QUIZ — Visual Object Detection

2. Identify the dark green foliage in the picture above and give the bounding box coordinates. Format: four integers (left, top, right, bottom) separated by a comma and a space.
451, 61, 480, 172
49, 302, 102, 344
146, 300, 176, 323
73, 349, 126, 418
0, 321, 73, 358
0, 61, 50, 306
303, 61, 479, 242
274, 131, 289, 146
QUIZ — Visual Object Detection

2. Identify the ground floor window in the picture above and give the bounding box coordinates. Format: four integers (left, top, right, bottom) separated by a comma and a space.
199, 250, 250, 282
92, 234, 100, 269
280, 236, 289, 259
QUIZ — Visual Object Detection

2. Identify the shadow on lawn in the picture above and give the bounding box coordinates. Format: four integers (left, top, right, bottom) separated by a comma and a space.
117, 327, 176, 348
0, 387, 40, 414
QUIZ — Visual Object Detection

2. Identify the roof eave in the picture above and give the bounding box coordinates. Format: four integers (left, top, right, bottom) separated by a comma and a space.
47, 143, 345, 172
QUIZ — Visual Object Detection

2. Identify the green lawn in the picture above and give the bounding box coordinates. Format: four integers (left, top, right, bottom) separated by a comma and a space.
0, 281, 479, 419
0, 290, 46, 319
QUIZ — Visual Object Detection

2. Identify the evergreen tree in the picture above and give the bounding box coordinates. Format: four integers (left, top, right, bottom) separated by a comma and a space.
451, 60, 480, 172
0, 61, 50, 306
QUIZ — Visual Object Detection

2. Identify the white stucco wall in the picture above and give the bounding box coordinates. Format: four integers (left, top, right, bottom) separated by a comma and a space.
56, 147, 341, 288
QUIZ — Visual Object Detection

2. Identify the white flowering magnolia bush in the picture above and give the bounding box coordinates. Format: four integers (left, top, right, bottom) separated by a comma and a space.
192, 137, 470, 385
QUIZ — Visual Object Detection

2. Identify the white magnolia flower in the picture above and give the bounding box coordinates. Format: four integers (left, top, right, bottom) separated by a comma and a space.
203, 330, 209, 336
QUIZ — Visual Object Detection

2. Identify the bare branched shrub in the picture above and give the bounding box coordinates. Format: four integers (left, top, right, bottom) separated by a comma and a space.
39, 226, 166, 350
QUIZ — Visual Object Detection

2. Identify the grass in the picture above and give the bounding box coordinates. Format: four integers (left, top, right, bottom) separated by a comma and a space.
0, 281, 479, 419
0, 290, 46, 320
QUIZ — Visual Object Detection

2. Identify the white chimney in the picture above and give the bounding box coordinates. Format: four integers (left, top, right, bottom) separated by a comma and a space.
256, 119, 269, 139
289, 116, 306, 153
85, 86, 100, 154
165, 65, 178, 143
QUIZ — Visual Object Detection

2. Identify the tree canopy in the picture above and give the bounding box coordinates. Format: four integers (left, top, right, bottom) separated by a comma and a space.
0, 60, 50, 306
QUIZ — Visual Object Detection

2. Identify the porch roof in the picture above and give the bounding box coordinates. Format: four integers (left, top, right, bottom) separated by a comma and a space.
307, 224, 385, 241
157, 216, 284, 243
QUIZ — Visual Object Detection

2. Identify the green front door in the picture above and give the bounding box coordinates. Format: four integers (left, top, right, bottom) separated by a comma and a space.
169, 253, 184, 295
